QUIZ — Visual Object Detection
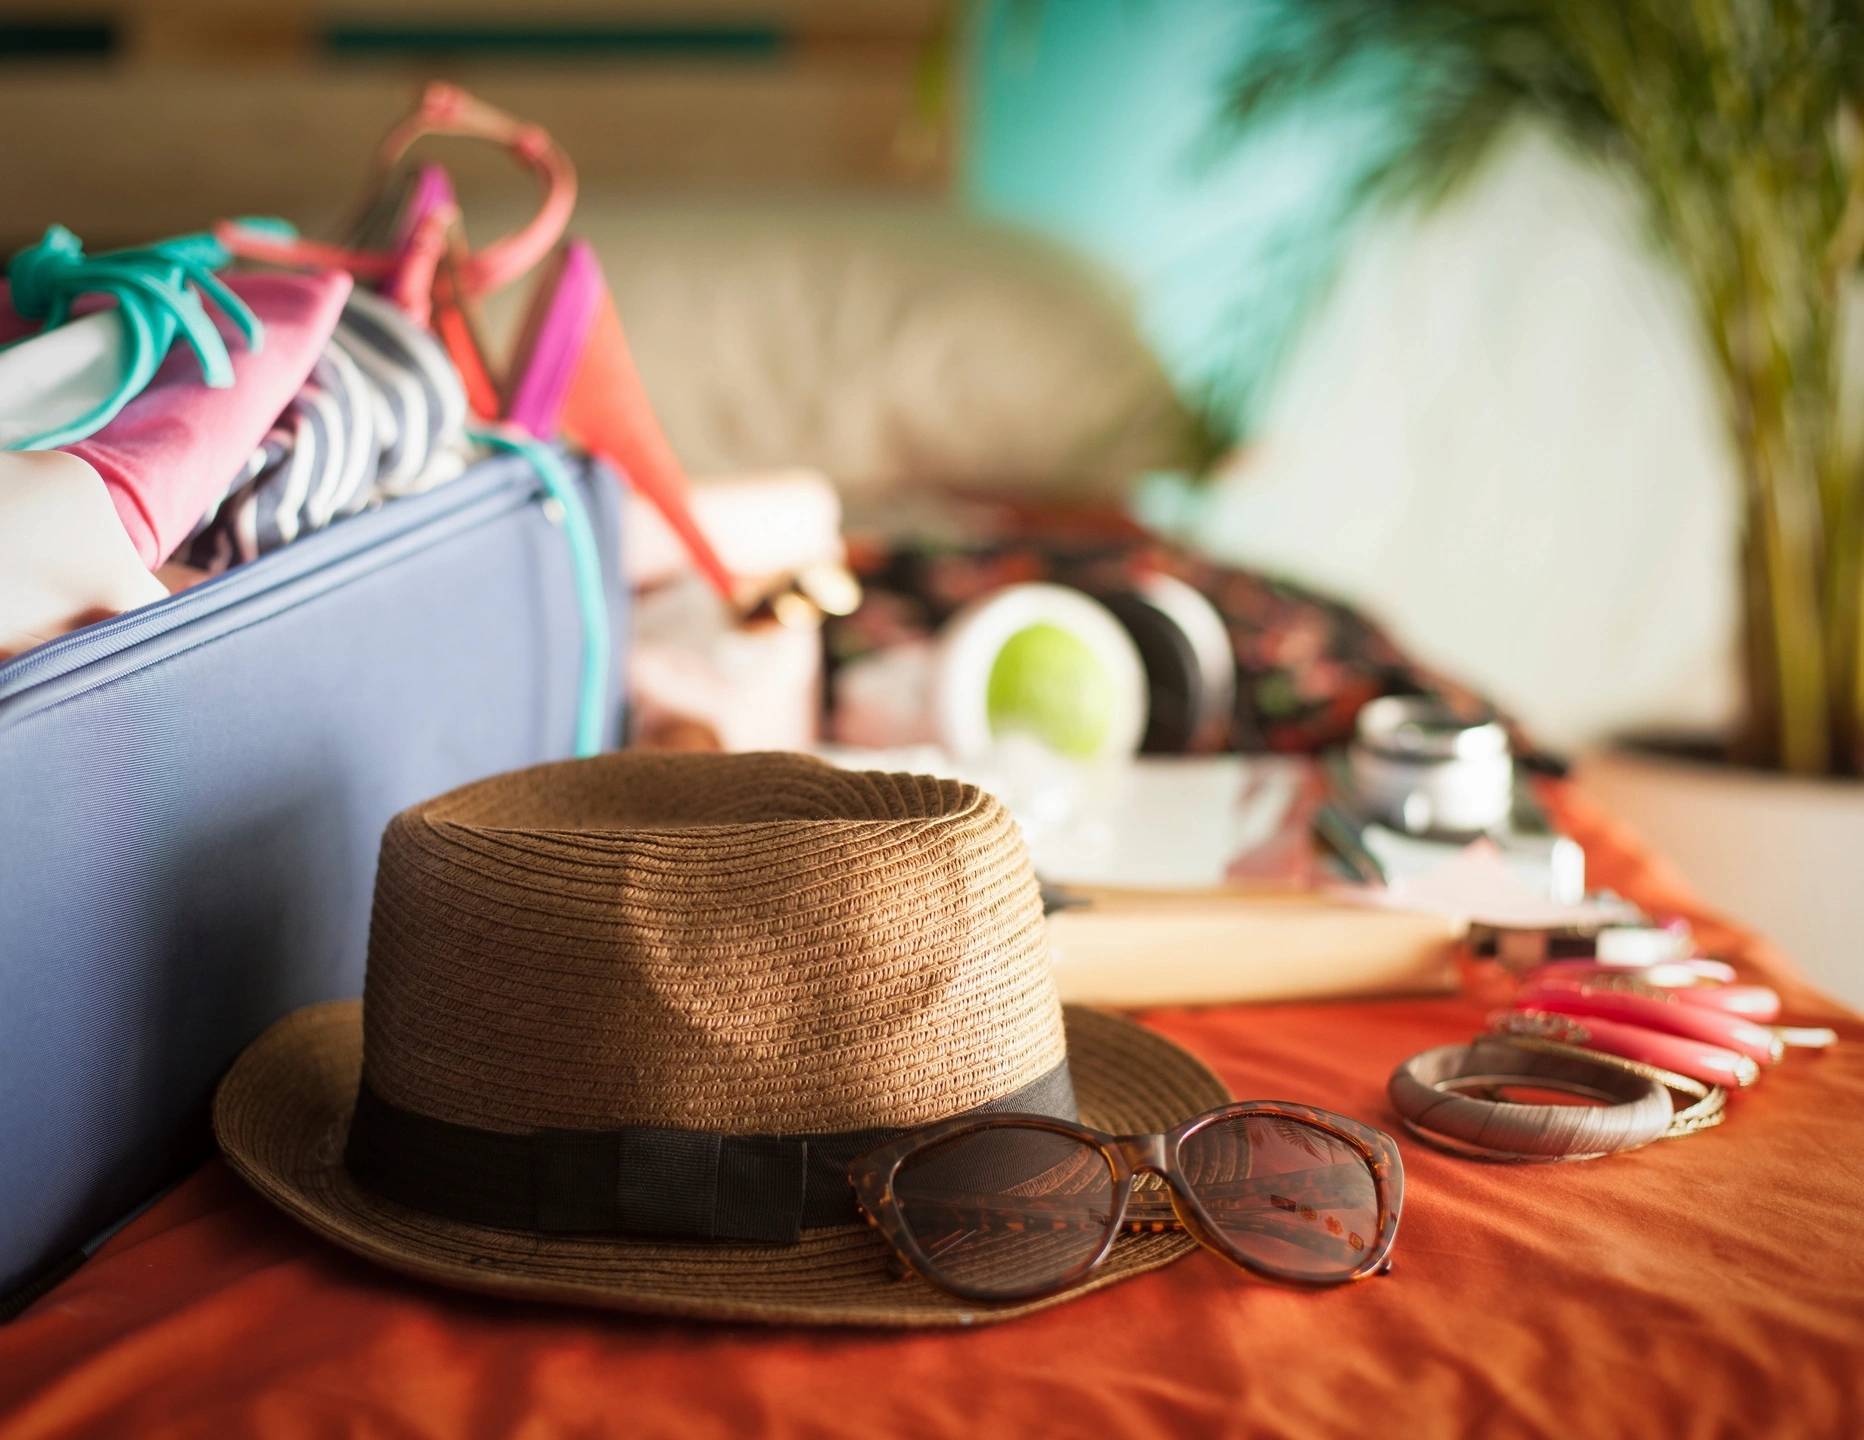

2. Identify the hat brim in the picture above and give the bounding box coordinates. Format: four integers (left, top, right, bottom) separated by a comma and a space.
214, 1001, 1231, 1328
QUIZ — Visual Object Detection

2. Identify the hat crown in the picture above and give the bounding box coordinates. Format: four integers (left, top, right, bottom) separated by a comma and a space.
358, 752, 1066, 1136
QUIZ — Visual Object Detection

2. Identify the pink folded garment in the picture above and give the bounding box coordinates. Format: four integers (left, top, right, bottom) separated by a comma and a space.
1, 270, 352, 566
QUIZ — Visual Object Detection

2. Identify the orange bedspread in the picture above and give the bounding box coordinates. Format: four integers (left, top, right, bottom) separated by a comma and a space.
3, 785, 1862, 1440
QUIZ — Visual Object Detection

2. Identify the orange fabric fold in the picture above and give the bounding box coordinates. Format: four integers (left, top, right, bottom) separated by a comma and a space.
2, 783, 1861, 1439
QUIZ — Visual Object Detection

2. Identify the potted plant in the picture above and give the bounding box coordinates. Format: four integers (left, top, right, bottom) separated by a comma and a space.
1222, 1, 1864, 990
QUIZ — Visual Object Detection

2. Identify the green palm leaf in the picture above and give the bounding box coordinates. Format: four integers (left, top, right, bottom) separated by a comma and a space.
1219, 0, 1864, 773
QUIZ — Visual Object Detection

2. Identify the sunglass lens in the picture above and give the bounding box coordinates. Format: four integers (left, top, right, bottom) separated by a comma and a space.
1178, 1114, 1380, 1280
890, 1124, 1119, 1300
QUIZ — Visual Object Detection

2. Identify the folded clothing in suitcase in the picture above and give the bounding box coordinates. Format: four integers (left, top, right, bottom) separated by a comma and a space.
0, 450, 626, 1305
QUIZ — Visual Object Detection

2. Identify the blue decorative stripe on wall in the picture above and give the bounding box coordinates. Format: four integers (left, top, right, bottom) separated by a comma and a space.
0, 21, 114, 57
323, 23, 785, 60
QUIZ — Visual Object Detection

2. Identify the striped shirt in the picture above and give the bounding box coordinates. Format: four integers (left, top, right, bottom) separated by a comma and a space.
187, 287, 467, 569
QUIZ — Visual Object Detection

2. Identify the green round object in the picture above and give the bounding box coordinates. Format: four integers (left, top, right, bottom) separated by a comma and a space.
985, 622, 1115, 757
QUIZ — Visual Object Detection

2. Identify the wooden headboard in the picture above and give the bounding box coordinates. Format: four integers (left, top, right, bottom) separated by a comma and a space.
0, 0, 953, 248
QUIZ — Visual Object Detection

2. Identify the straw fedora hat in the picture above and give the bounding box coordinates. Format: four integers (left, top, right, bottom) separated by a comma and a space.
215, 751, 1229, 1326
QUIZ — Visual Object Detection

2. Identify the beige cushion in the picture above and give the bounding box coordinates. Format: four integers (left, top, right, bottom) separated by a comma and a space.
477, 197, 1198, 500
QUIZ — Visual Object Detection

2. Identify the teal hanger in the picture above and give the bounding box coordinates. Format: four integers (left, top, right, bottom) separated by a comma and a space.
3, 223, 269, 451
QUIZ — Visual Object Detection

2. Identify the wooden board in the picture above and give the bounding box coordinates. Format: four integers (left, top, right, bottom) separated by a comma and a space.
1045, 885, 1462, 1007
0, 1, 952, 248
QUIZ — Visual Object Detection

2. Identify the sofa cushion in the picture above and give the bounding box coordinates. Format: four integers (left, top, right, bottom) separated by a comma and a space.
478, 198, 1202, 499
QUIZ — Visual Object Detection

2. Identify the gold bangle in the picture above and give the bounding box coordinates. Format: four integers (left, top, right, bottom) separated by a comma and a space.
1502, 1036, 1727, 1138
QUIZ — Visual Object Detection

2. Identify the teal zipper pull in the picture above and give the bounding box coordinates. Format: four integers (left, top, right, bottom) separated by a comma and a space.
469, 428, 614, 759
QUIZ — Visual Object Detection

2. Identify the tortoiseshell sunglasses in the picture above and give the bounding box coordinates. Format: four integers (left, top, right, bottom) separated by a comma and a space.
848, 1102, 1403, 1304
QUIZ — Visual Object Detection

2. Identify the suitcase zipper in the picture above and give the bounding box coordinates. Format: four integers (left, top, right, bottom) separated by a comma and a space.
0, 455, 545, 718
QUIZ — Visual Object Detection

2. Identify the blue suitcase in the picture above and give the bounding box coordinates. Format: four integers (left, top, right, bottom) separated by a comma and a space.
0, 450, 627, 1306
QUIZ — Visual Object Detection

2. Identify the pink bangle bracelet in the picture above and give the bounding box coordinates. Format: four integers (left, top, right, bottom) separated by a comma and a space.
1513, 983, 1783, 1066
1675, 983, 1779, 1021
1513, 984, 1780, 1066
1491, 1008, 1761, 1089
1576, 953, 1734, 983
1522, 967, 1784, 1024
